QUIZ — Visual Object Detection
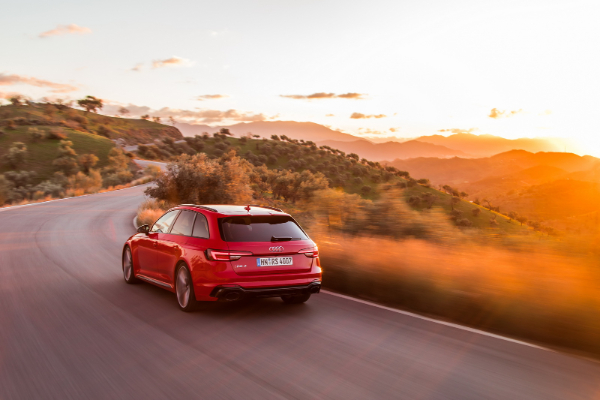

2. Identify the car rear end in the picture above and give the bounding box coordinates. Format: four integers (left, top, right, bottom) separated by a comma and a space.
205, 211, 322, 302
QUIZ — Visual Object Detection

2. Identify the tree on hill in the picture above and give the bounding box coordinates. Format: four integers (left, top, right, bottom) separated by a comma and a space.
421, 192, 436, 209
9, 96, 22, 106
53, 140, 79, 176
118, 107, 130, 117
516, 215, 528, 226
459, 191, 468, 199
78, 154, 99, 174
483, 198, 493, 210
0, 175, 12, 205
140, 114, 149, 120
152, 116, 161, 123
472, 208, 481, 217
450, 196, 460, 211
168, 116, 176, 126
146, 152, 254, 205
5, 142, 27, 169
219, 128, 233, 137
97, 125, 112, 138
28, 128, 44, 142
102, 148, 133, 187
77, 96, 103, 113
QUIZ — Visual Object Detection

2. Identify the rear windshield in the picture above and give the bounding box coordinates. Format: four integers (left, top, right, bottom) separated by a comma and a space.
219, 216, 308, 242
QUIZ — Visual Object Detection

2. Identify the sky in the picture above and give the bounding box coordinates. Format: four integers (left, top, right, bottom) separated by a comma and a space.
1, 0, 599, 155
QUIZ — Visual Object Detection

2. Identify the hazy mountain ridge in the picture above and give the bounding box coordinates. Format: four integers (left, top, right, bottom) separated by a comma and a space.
317, 139, 468, 160
178, 121, 570, 160
415, 133, 569, 157
390, 150, 600, 229
390, 150, 600, 185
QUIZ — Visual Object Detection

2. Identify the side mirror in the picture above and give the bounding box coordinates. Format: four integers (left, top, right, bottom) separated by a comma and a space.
137, 224, 149, 234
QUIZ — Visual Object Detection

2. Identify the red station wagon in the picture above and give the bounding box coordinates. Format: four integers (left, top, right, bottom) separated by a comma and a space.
122, 204, 322, 311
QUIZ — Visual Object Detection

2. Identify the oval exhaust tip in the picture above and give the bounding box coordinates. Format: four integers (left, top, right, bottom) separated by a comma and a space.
225, 292, 241, 301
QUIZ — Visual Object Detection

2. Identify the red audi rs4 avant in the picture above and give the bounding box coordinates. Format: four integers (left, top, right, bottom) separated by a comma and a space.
122, 204, 322, 311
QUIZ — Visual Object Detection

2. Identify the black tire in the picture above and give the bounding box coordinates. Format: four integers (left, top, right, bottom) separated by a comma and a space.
175, 264, 197, 312
122, 246, 139, 284
281, 293, 311, 304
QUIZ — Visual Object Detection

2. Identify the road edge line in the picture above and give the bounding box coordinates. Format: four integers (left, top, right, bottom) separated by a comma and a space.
321, 289, 552, 351
0, 184, 148, 213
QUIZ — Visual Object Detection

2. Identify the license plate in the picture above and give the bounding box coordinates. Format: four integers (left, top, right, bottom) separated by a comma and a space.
257, 257, 293, 267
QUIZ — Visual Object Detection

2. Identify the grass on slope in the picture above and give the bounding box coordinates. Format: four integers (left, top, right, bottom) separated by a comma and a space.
0, 104, 182, 144
403, 184, 536, 236
0, 126, 114, 183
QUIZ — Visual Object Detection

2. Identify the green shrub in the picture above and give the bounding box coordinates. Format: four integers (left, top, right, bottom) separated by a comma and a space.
46, 128, 67, 140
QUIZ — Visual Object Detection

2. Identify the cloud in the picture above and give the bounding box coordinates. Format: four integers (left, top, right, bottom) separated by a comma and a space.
196, 94, 228, 101
131, 63, 143, 72
350, 112, 386, 119
0, 73, 78, 93
488, 108, 523, 119
438, 128, 478, 134
280, 92, 366, 100
39, 24, 91, 38
389, 127, 400, 132
152, 56, 194, 69
325, 114, 335, 117
337, 93, 365, 99
102, 102, 272, 124
539, 109, 552, 116
358, 128, 385, 135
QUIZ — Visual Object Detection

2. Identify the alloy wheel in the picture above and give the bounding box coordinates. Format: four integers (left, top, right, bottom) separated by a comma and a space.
123, 248, 133, 281
176, 267, 191, 308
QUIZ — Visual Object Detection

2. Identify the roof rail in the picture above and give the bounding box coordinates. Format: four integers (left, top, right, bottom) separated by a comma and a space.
248, 204, 284, 212
180, 204, 218, 212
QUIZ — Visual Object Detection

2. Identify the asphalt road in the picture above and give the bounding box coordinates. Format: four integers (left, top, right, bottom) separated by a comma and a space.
133, 159, 167, 171
1, 185, 599, 400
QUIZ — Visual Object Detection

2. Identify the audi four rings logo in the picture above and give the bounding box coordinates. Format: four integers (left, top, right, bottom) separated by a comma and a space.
269, 246, 284, 252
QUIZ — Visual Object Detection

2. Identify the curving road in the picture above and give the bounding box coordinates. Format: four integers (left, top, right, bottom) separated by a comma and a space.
1, 186, 599, 399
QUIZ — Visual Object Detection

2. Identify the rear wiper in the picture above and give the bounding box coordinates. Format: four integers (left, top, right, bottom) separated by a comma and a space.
271, 236, 293, 241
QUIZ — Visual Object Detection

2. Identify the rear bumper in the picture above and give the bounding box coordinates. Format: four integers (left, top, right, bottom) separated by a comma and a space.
210, 281, 321, 302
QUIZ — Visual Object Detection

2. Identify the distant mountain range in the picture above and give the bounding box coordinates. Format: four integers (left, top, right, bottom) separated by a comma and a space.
390, 150, 600, 225
176, 121, 571, 160
390, 150, 600, 186
318, 139, 468, 160
414, 133, 566, 157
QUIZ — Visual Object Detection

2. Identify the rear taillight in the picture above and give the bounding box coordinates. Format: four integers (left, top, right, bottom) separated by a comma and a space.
206, 249, 253, 261
298, 246, 319, 258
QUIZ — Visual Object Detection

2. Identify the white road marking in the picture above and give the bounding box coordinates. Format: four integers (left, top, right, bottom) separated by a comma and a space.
321, 289, 552, 351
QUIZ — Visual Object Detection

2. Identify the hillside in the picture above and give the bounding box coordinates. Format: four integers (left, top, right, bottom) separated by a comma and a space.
491, 179, 600, 223
317, 139, 469, 160
0, 123, 114, 184
460, 165, 569, 201
388, 149, 600, 232
0, 103, 183, 145
135, 133, 537, 238
414, 133, 566, 157
390, 150, 600, 186
176, 121, 359, 142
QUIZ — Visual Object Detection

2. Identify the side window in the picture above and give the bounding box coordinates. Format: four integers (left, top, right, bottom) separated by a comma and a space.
150, 210, 180, 233
192, 212, 210, 239
170, 210, 196, 236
